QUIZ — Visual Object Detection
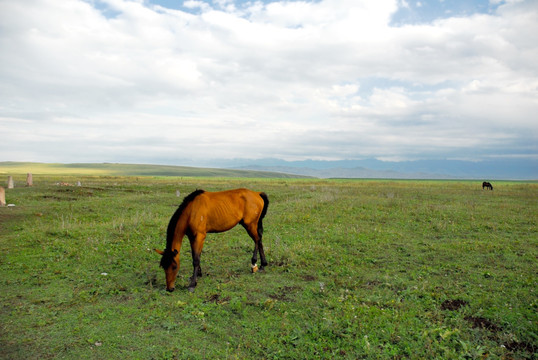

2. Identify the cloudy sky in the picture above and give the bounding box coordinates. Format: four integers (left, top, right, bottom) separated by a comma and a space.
1, 0, 537, 165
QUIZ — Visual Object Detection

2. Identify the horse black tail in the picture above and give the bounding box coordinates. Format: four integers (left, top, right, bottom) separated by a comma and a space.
257, 192, 269, 239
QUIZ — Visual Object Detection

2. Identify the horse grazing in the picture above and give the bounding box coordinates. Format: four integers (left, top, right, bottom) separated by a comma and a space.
482, 181, 493, 190
155, 188, 269, 292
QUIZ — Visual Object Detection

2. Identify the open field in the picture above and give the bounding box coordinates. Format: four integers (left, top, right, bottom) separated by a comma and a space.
0, 162, 308, 179
1, 175, 536, 359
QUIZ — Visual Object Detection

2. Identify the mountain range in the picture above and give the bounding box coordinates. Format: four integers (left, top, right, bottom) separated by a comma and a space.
222, 158, 537, 180
1, 158, 536, 180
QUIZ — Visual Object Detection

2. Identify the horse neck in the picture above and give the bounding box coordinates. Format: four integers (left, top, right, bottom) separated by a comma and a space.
170, 217, 189, 252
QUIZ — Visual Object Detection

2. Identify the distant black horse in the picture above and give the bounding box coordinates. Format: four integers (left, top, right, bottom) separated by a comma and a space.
482, 181, 493, 190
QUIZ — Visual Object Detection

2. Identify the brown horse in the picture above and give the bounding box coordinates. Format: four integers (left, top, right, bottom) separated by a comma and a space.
482, 181, 493, 190
155, 188, 269, 292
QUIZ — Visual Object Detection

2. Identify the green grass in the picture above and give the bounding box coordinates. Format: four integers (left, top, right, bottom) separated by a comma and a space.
1, 176, 536, 359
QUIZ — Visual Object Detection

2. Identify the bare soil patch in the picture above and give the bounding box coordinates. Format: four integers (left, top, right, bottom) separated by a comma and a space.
440, 299, 469, 311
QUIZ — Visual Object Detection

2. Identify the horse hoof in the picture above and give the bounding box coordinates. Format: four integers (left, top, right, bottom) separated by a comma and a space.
251, 264, 259, 273
188, 286, 196, 293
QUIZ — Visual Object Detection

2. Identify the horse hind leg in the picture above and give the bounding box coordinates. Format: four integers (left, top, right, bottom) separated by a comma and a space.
244, 222, 268, 271
256, 239, 268, 270
258, 219, 268, 268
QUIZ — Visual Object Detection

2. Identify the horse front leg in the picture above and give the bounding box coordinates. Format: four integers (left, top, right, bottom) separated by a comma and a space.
188, 234, 205, 292
189, 253, 200, 292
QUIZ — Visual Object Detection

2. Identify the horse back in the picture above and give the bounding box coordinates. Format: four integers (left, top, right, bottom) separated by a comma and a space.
188, 188, 265, 233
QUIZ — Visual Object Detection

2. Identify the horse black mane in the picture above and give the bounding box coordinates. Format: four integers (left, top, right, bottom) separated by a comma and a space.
160, 189, 205, 268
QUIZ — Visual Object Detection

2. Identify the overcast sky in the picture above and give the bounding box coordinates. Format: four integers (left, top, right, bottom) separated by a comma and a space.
1, 0, 537, 165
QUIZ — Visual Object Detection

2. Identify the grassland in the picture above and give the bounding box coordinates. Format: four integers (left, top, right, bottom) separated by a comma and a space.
0, 174, 536, 359
0, 162, 308, 178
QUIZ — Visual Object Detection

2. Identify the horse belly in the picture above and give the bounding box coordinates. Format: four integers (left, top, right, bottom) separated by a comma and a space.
206, 215, 242, 233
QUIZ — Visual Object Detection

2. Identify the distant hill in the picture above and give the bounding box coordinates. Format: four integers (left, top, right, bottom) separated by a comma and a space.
0, 162, 309, 179
235, 165, 453, 179
2, 158, 536, 180
226, 158, 538, 180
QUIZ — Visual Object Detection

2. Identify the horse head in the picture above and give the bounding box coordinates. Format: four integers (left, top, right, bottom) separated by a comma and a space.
154, 248, 179, 292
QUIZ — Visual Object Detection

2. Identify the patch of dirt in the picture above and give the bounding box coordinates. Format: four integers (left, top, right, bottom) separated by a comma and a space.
42, 195, 66, 201
43, 194, 81, 201
464, 316, 500, 332
205, 293, 230, 304
301, 275, 316, 281
440, 299, 469, 311
42, 188, 96, 201
504, 340, 536, 354
269, 286, 299, 301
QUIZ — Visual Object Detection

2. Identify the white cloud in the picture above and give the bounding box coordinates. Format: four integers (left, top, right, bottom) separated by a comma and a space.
0, 0, 537, 163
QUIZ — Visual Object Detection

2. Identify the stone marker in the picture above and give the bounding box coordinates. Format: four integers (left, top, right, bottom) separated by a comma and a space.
26, 173, 33, 186
176, 190, 181, 197
0, 186, 5, 206
76, 181, 82, 187
7, 176, 14, 189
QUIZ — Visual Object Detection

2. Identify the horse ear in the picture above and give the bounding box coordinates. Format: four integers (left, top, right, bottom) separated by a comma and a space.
154, 248, 164, 255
